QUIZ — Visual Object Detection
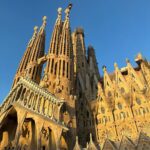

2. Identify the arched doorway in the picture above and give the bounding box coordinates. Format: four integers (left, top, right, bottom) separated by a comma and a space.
0, 108, 18, 148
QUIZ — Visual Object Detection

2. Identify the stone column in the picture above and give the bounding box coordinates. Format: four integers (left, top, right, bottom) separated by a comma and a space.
32, 94, 37, 110
46, 100, 50, 116
19, 87, 25, 102
13, 85, 21, 102
35, 95, 40, 111
48, 103, 53, 118
0, 131, 9, 149
42, 98, 46, 115
26, 91, 32, 107
56, 103, 63, 121
15, 110, 27, 148
36, 121, 43, 150
10, 92, 16, 104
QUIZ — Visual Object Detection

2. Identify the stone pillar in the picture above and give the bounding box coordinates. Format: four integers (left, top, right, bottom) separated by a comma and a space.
0, 131, 9, 149
13, 85, 21, 102
15, 110, 27, 148
48, 103, 53, 118
36, 121, 43, 150
56, 103, 63, 121
40, 97, 45, 114
29, 93, 34, 108
19, 87, 25, 102
10, 92, 16, 104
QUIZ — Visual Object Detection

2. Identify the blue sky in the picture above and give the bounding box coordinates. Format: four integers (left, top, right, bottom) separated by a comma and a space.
0, 0, 150, 102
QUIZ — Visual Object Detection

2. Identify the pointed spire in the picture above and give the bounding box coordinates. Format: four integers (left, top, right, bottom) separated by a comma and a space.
25, 17, 46, 83
114, 62, 118, 69
65, 3, 73, 20
90, 133, 93, 143
73, 136, 82, 150
56, 7, 62, 24
28, 26, 38, 46
64, 4, 73, 28
135, 53, 144, 64
126, 58, 130, 63
126, 57, 144, 90
33, 26, 38, 38
58, 7, 62, 18
88, 133, 98, 150
47, 7, 63, 55
102, 65, 107, 72
39, 16, 47, 34
12, 25, 39, 88
114, 62, 128, 92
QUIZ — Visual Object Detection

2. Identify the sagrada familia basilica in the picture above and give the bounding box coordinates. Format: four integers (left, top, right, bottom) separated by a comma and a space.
0, 4, 150, 150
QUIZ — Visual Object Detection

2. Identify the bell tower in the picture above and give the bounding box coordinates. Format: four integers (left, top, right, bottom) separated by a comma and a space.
42, 4, 74, 100
12, 26, 38, 88
26, 16, 46, 83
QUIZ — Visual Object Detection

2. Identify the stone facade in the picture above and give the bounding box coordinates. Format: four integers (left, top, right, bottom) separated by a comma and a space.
0, 4, 150, 150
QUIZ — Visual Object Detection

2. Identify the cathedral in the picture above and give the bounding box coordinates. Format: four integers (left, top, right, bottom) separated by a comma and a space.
0, 4, 150, 150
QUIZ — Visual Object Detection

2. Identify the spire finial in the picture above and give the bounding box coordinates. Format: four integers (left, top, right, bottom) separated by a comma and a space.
102, 65, 107, 72
27, 26, 38, 46
90, 133, 93, 143
65, 3, 73, 19
39, 16, 47, 33
42, 16, 47, 28
76, 136, 79, 143
135, 53, 143, 62
33, 26, 38, 37
58, 7, 62, 18
126, 58, 130, 63
114, 62, 118, 68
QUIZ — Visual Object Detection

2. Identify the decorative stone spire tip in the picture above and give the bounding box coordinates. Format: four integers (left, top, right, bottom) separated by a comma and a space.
76, 136, 79, 143
90, 133, 93, 142
126, 58, 130, 63
34, 26, 38, 32
114, 62, 118, 68
65, 3, 73, 19
32, 26, 38, 38
102, 65, 107, 72
43, 16, 47, 24
27, 26, 38, 46
135, 53, 143, 61
58, 7, 62, 15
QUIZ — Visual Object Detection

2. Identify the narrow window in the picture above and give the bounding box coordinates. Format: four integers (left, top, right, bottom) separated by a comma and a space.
51, 59, 54, 73
54, 63, 57, 75
63, 60, 65, 76
59, 60, 61, 76
67, 62, 69, 78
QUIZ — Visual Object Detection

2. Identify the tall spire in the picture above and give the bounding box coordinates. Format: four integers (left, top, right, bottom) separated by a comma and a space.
56, 3, 74, 95
28, 26, 38, 47
12, 26, 38, 88
88, 46, 100, 80
43, 5, 74, 98
39, 16, 47, 34
41, 8, 63, 95
47, 7, 63, 55
25, 16, 46, 83
65, 4, 72, 20
59, 4, 73, 56
56, 7, 62, 24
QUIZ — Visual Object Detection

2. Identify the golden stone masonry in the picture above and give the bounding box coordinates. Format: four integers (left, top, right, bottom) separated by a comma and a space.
0, 4, 150, 150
